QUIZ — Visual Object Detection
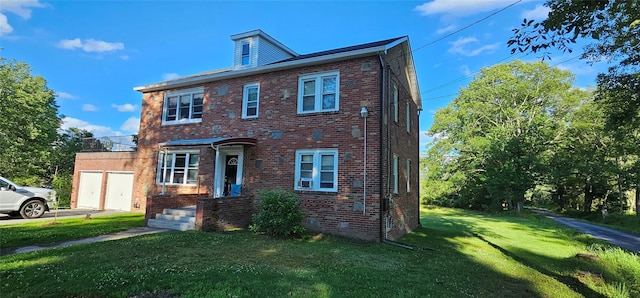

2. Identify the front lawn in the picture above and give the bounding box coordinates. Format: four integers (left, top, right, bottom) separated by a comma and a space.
0, 213, 145, 249
0, 207, 637, 297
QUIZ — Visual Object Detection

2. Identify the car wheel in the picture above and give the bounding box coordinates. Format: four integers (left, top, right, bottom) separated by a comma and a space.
20, 200, 46, 219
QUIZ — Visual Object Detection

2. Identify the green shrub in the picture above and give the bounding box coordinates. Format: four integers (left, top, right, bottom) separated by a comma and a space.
250, 189, 306, 237
52, 173, 72, 208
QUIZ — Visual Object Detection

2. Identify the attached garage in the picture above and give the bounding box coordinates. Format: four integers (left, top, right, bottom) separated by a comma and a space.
77, 171, 103, 209
104, 172, 134, 211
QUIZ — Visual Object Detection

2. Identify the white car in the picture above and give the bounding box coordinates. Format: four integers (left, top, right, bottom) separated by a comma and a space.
0, 176, 57, 219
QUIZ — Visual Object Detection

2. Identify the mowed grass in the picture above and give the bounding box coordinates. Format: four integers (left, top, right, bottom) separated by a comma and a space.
0, 213, 145, 249
1, 207, 638, 297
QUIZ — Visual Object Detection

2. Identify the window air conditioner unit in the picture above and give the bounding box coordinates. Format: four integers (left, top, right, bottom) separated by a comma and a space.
299, 178, 312, 188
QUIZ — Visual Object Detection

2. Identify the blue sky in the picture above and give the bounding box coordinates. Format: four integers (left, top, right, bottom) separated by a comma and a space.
1, 0, 604, 154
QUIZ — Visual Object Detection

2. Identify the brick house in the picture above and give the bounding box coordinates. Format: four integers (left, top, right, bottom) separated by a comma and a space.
71, 30, 422, 241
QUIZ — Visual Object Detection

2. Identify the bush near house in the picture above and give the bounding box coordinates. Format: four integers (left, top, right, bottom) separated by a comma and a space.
250, 189, 306, 237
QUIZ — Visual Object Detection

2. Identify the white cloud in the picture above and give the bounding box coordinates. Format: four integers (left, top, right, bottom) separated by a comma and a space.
521, 4, 550, 20
112, 103, 137, 112
120, 117, 140, 133
162, 73, 180, 80
61, 117, 120, 137
82, 104, 98, 112
448, 36, 500, 57
56, 91, 77, 99
57, 38, 83, 49
414, 0, 528, 17
436, 24, 457, 35
0, 0, 45, 36
57, 38, 124, 53
83, 39, 124, 52
0, 14, 13, 35
120, 55, 129, 60
420, 130, 432, 151
458, 64, 472, 76
0, 0, 45, 19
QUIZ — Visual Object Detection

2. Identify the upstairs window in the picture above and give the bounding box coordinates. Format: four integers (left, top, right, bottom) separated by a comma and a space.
406, 159, 411, 192
298, 71, 339, 114
295, 149, 338, 192
393, 84, 399, 123
243, 83, 259, 118
157, 151, 199, 185
393, 154, 398, 194
241, 42, 250, 66
163, 88, 204, 125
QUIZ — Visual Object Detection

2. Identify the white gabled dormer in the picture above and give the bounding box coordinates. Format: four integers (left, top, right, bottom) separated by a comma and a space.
231, 29, 298, 69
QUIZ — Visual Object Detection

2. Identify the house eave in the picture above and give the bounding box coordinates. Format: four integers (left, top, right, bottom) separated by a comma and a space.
134, 46, 391, 93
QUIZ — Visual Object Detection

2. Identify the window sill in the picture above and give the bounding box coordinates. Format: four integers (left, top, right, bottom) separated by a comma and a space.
162, 119, 202, 126
294, 189, 338, 195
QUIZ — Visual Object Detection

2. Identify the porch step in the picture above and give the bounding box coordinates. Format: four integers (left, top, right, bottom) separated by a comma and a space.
163, 207, 196, 217
148, 206, 197, 231
148, 219, 195, 231
155, 214, 196, 223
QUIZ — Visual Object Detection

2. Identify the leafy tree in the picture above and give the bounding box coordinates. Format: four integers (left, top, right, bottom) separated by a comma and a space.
510, 0, 639, 127
0, 58, 60, 185
510, 1, 640, 216
51, 128, 94, 176
426, 60, 582, 212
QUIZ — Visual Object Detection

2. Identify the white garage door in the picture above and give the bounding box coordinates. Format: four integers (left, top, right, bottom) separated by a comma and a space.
104, 172, 134, 211
77, 172, 103, 209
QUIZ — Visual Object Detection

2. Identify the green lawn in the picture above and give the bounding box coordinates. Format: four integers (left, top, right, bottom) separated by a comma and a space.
0, 213, 145, 249
0, 207, 638, 297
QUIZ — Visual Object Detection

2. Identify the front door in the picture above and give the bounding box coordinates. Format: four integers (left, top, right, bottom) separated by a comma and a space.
214, 146, 244, 198
223, 155, 238, 196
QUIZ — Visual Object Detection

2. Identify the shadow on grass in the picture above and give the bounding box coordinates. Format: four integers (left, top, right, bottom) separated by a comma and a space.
472, 232, 605, 298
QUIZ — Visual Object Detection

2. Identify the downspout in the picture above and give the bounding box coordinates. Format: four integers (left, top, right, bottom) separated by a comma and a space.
211, 144, 220, 198
378, 53, 386, 242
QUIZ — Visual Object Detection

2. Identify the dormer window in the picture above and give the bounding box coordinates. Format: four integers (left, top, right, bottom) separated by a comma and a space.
241, 42, 250, 66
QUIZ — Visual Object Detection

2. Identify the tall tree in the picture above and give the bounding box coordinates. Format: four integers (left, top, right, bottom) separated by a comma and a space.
509, 0, 640, 216
51, 128, 94, 176
0, 58, 60, 184
427, 60, 582, 212
510, 0, 639, 126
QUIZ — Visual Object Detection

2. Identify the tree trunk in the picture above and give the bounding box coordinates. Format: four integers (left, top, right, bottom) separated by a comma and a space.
584, 178, 594, 212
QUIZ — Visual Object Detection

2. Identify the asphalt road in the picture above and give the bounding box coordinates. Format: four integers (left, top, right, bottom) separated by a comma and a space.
0, 208, 130, 225
532, 209, 640, 253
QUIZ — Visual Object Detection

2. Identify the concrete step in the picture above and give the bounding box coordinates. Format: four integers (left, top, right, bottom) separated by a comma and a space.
148, 218, 195, 231
163, 207, 196, 217
155, 213, 196, 223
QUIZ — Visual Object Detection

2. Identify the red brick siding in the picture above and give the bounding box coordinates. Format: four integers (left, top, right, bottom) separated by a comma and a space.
144, 194, 206, 223
196, 196, 255, 231
380, 46, 421, 239
136, 53, 418, 240
71, 152, 138, 211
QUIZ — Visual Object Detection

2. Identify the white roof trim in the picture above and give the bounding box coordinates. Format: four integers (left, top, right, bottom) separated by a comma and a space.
134, 45, 392, 92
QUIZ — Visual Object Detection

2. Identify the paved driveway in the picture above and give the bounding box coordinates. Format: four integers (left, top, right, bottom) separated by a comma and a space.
0, 209, 131, 225
532, 208, 640, 253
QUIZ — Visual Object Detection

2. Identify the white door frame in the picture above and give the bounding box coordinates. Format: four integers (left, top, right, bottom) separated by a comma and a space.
213, 145, 244, 198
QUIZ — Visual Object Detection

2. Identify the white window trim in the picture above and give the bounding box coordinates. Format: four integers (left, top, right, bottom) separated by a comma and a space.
297, 71, 340, 114
294, 149, 338, 192
242, 82, 260, 119
393, 84, 398, 123
156, 150, 200, 186
406, 159, 411, 193
393, 154, 398, 194
162, 87, 204, 126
